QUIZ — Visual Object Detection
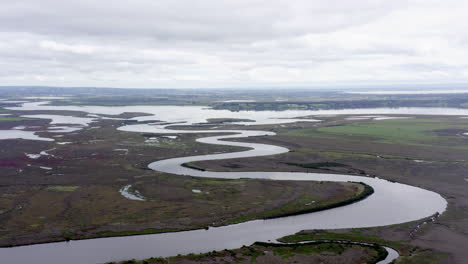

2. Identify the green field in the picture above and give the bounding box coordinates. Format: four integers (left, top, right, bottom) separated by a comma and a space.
286, 118, 468, 148
0, 117, 34, 122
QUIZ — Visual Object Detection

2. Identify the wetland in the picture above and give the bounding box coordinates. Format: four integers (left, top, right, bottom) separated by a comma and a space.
0, 90, 467, 264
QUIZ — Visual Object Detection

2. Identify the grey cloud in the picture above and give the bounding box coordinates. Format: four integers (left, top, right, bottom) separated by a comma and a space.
0, 0, 404, 42
0, 0, 468, 88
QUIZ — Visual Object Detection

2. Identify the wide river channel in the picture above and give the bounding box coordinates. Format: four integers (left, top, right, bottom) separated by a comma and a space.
0, 102, 451, 264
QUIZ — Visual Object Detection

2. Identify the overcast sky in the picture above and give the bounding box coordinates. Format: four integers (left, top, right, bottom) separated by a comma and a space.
1, 0, 468, 89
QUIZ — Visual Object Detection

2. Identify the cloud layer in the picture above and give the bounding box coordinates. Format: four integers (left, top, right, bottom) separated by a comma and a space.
1, 0, 468, 88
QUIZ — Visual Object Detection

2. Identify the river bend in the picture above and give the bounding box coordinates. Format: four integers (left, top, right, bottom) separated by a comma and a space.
0, 124, 447, 264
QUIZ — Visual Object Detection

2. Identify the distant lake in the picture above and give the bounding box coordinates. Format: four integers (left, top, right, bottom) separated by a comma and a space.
345, 89, 468, 95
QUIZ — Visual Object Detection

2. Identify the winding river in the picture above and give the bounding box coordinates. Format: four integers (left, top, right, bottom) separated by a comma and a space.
1, 123, 447, 264
0, 102, 451, 263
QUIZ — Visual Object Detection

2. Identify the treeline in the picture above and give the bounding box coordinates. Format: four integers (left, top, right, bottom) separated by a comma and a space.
212, 97, 468, 111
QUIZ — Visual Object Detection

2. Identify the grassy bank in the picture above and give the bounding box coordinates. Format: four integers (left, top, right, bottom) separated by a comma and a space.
279, 230, 404, 251
109, 240, 386, 264
278, 228, 449, 264
181, 161, 206, 171
225, 182, 373, 224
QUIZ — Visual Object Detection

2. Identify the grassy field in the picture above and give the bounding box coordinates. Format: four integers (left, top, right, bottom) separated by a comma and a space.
0, 117, 34, 122
286, 118, 468, 148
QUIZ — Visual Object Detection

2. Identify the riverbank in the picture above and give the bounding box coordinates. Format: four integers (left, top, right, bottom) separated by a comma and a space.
277, 218, 448, 264
108, 240, 388, 264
